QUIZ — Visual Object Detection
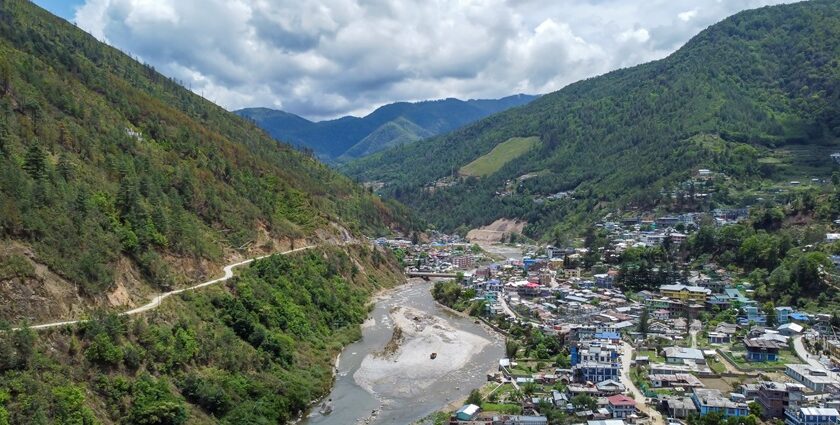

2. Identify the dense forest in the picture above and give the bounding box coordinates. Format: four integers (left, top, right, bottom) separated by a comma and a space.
0, 0, 414, 322
343, 0, 840, 241
0, 245, 402, 424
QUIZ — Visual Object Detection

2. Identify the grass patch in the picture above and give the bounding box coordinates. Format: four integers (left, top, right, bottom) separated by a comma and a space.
708, 357, 728, 374
726, 349, 799, 370
481, 403, 523, 415
460, 136, 539, 177
636, 350, 665, 363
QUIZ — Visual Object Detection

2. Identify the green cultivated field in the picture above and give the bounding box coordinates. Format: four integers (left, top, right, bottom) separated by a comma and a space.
459, 136, 539, 177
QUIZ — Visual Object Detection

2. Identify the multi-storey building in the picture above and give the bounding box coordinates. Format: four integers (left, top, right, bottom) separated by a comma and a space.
756, 382, 805, 419
660, 284, 711, 303
691, 389, 749, 418
572, 361, 620, 384
784, 407, 839, 425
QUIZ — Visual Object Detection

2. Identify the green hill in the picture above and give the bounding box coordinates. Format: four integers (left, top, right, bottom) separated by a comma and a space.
343, 0, 840, 239
339, 116, 434, 159
235, 94, 537, 161
0, 1, 410, 423
0, 0, 410, 302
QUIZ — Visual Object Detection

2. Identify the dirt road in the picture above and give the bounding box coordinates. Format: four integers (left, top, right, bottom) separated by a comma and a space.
22, 246, 315, 331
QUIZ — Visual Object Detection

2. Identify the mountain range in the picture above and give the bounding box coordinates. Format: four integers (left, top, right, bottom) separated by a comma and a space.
235, 94, 537, 161
343, 0, 840, 240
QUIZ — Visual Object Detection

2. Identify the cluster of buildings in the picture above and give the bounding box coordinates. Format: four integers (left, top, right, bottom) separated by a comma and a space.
655, 363, 840, 424
374, 234, 486, 273
383, 219, 840, 425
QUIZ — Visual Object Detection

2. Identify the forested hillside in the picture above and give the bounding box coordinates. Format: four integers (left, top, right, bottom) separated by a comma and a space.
0, 0, 413, 422
343, 0, 840, 241
0, 0, 413, 323
236, 94, 536, 161
0, 245, 402, 424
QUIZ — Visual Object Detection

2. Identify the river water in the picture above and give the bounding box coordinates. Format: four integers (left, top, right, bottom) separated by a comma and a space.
303, 279, 504, 425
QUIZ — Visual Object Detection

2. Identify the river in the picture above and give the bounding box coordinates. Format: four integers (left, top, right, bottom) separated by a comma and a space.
303, 278, 504, 425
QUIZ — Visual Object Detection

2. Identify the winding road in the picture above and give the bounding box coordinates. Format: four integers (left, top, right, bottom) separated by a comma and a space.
21, 246, 315, 331
792, 335, 825, 370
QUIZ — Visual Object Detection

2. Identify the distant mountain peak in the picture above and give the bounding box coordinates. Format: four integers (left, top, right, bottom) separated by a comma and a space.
235, 94, 537, 161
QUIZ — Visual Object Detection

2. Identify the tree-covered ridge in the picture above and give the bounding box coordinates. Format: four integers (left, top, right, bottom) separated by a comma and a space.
236, 94, 537, 161
343, 0, 840, 239
0, 0, 412, 307
0, 245, 403, 424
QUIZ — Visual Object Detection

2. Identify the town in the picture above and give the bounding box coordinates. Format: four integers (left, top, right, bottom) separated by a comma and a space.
376, 213, 840, 425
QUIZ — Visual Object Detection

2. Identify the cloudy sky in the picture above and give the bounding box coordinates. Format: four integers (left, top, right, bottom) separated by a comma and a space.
34, 0, 796, 120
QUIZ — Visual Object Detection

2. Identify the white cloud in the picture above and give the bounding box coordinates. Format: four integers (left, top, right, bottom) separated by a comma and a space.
678, 9, 699, 22
617, 28, 650, 43
73, 0, 796, 120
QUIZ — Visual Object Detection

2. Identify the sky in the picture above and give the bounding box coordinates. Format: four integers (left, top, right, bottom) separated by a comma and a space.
33, 0, 797, 121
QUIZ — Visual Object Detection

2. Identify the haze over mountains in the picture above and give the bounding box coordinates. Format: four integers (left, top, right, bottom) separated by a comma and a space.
236, 94, 537, 161
343, 0, 840, 240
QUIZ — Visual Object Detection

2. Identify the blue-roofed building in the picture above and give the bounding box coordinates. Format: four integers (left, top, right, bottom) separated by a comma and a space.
789, 313, 811, 324
523, 258, 538, 270
594, 332, 621, 342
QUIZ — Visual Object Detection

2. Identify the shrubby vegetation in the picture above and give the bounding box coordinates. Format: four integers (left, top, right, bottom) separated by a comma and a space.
0, 246, 401, 423
343, 0, 840, 240
432, 279, 484, 315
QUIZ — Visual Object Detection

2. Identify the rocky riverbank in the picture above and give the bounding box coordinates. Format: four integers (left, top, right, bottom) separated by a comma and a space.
354, 305, 491, 397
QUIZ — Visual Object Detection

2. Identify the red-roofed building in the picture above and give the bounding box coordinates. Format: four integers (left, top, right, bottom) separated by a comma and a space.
516, 282, 542, 296
607, 394, 637, 418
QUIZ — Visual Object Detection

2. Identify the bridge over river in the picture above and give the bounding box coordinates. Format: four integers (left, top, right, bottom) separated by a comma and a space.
405, 271, 460, 280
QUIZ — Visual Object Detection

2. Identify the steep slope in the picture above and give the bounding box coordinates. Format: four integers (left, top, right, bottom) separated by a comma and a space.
343, 0, 840, 238
0, 1, 411, 423
235, 94, 537, 160
0, 0, 412, 322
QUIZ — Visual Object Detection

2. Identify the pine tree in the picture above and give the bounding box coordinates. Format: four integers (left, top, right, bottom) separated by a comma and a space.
23, 144, 46, 179
0, 58, 10, 96
0, 119, 8, 155
57, 152, 73, 181
116, 163, 140, 219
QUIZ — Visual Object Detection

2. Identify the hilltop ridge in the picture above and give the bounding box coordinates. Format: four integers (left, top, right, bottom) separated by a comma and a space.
343, 0, 840, 240
236, 94, 537, 161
